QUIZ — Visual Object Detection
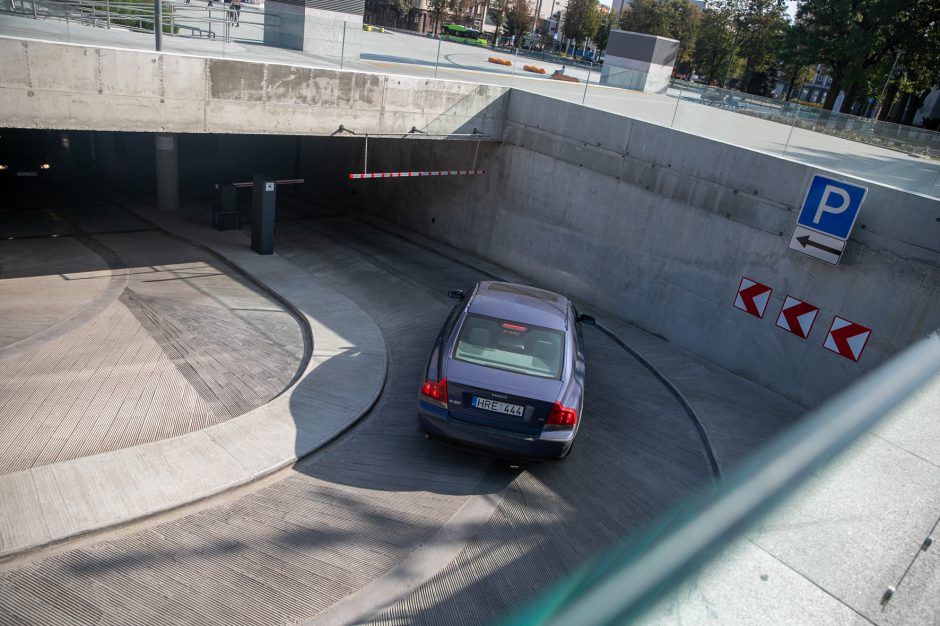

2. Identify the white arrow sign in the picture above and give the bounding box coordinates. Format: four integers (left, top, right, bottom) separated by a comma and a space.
788, 226, 845, 265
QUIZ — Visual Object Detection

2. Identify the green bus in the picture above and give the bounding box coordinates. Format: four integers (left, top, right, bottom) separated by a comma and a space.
440, 24, 488, 47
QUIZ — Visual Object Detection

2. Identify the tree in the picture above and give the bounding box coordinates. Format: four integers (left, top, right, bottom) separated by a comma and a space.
449, 0, 475, 25
563, 0, 602, 47
877, 3, 940, 122
791, 0, 939, 112
594, 10, 616, 51
668, 0, 702, 65
429, 0, 449, 33
619, 0, 671, 36
618, 0, 701, 64
735, 0, 788, 93
505, 0, 533, 44
777, 22, 816, 100
392, 0, 412, 21
691, 1, 739, 83
488, 0, 512, 43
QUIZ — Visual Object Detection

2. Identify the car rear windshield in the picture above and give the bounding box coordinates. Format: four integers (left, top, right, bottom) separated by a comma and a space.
453, 314, 565, 379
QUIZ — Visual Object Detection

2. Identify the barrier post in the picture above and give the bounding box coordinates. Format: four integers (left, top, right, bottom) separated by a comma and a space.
251, 175, 277, 255
434, 36, 442, 79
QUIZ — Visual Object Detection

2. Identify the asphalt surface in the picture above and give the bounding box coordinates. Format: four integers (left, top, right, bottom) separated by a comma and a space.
0, 194, 802, 624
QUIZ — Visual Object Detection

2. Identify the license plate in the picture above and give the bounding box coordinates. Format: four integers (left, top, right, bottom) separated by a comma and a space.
471, 396, 524, 417
17, 172, 38, 177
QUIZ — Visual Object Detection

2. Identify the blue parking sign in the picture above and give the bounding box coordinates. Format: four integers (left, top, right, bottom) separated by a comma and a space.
796, 175, 867, 241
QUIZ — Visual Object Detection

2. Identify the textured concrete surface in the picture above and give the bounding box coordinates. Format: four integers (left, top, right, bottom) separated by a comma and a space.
0, 190, 304, 475
0, 36, 509, 138
0, 194, 387, 557
0, 199, 803, 624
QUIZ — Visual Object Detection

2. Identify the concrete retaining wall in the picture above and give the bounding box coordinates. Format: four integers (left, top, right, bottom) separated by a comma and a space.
0, 37, 508, 137
321, 92, 940, 406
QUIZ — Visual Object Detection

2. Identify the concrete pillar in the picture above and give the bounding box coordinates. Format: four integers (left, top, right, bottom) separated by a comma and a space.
155, 133, 179, 211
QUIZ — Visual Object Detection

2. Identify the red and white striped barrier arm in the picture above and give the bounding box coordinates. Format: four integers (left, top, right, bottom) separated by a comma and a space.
231, 178, 305, 188
348, 169, 486, 180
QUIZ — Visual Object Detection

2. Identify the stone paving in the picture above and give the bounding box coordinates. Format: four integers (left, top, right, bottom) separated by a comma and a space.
0, 190, 305, 474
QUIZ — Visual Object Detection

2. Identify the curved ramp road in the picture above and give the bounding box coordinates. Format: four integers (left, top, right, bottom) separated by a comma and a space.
0, 200, 801, 624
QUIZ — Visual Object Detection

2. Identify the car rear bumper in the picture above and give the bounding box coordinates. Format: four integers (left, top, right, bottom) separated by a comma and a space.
417, 399, 573, 460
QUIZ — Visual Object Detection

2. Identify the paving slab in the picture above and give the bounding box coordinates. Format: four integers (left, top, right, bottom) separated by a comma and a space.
0, 223, 304, 473
0, 201, 388, 558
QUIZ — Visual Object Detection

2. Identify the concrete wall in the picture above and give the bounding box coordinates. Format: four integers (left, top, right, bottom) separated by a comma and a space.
0, 37, 508, 138
321, 92, 940, 407
5, 38, 937, 405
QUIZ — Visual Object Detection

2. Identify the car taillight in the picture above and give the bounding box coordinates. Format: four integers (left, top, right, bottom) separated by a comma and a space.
421, 378, 447, 405
546, 402, 577, 427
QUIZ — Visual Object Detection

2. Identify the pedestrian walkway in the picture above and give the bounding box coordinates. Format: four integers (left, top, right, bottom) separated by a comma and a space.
0, 195, 387, 558
0, 223, 305, 473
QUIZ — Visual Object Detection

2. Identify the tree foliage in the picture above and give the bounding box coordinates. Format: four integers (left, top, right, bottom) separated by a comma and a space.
563, 0, 602, 46
691, 1, 739, 83
618, 0, 702, 64
429, 0, 450, 33
619, 0, 672, 35
392, 0, 412, 19
448, 0, 475, 24
736, 0, 789, 92
487, 0, 512, 42
594, 10, 616, 51
790, 0, 940, 111
505, 0, 533, 43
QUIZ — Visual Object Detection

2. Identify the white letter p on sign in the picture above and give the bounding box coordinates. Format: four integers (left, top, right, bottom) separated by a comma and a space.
814, 185, 851, 224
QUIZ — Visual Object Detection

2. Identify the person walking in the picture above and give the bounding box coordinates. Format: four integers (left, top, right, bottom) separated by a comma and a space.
230, 0, 241, 26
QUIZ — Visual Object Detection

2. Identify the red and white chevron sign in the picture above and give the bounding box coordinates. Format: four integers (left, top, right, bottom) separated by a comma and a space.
775, 296, 819, 339
823, 316, 872, 362
733, 277, 772, 318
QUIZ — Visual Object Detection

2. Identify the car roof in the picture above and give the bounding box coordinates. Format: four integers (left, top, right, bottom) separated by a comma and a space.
466, 281, 569, 331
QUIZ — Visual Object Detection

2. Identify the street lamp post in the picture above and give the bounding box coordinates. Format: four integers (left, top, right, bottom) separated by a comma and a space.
874, 50, 902, 120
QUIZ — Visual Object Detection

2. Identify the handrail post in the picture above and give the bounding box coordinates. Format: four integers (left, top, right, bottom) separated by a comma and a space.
105, 0, 110, 27
154, 0, 162, 50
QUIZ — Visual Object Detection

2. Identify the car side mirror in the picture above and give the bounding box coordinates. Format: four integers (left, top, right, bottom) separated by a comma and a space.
577, 314, 595, 326
447, 290, 465, 300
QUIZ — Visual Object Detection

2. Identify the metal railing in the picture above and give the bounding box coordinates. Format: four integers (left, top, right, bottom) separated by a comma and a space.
669, 80, 940, 160
503, 331, 940, 625
0, 0, 279, 43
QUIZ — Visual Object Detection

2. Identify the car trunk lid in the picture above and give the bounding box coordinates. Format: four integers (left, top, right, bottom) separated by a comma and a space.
444, 360, 562, 436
